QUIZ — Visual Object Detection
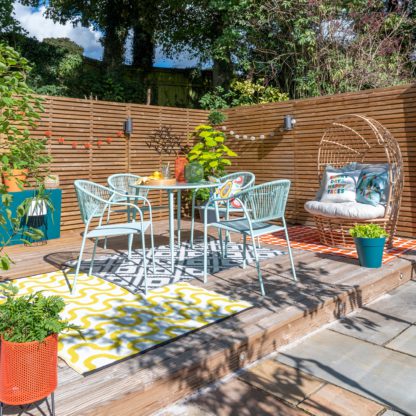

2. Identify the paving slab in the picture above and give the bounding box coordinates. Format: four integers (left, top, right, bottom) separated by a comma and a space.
366, 281, 416, 323
382, 410, 407, 416
329, 308, 410, 345
386, 325, 416, 357
277, 330, 416, 415
238, 359, 325, 405
298, 383, 385, 416
183, 378, 305, 416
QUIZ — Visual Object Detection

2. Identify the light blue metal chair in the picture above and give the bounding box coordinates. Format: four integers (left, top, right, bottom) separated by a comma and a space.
203, 179, 297, 296
106, 173, 166, 248
72, 180, 155, 295
190, 172, 255, 247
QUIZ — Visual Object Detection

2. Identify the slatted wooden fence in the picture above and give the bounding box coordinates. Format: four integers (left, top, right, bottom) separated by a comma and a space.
26, 84, 415, 236
33, 96, 208, 231
223, 83, 416, 238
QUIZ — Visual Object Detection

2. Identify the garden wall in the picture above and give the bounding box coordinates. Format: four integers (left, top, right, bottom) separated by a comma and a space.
224, 83, 416, 238
34, 84, 415, 237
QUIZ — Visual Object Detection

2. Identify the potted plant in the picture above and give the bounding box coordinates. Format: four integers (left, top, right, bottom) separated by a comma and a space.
349, 224, 388, 268
187, 124, 237, 219
0, 284, 78, 407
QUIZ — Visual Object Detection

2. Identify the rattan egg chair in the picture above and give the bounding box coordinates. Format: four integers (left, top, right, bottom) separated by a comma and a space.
312, 114, 403, 249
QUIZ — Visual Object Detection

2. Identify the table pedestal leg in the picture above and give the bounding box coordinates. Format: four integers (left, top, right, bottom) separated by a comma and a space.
168, 190, 175, 273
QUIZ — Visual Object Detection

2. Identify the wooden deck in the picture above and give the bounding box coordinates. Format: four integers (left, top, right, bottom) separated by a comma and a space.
1, 220, 415, 416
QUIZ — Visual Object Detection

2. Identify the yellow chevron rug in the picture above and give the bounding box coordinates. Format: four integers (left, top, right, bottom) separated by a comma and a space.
8, 272, 251, 375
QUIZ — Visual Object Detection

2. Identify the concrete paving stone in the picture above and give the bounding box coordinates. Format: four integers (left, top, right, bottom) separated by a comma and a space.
277, 330, 416, 416
185, 378, 305, 416
238, 359, 325, 405
298, 383, 385, 416
382, 409, 407, 416
329, 308, 411, 345
386, 325, 416, 357
367, 281, 416, 324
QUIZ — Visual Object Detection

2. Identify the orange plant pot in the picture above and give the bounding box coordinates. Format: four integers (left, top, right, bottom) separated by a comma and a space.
175, 156, 188, 182
0, 334, 58, 405
2, 169, 28, 192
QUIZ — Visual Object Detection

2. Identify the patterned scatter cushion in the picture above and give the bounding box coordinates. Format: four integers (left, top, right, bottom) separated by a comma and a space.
320, 168, 361, 203
356, 166, 389, 206
214, 176, 244, 208
316, 163, 358, 200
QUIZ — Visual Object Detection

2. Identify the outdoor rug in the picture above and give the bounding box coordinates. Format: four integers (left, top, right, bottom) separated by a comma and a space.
7, 271, 252, 375
259, 225, 416, 264
72, 239, 285, 294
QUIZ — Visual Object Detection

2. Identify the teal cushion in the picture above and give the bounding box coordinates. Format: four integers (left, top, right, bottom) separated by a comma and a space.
356, 166, 389, 206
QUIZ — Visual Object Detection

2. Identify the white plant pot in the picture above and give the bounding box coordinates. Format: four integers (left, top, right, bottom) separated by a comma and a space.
28, 200, 47, 217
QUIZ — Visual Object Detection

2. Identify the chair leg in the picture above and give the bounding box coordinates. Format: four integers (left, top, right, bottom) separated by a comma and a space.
150, 223, 156, 275
88, 238, 98, 275
219, 229, 224, 258
251, 233, 266, 296
72, 233, 87, 294
103, 209, 111, 249
128, 234, 133, 260
283, 218, 297, 281
140, 232, 148, 296
203, 211, 208, 284
242, 234, 247, 269
190, 190, 196, 248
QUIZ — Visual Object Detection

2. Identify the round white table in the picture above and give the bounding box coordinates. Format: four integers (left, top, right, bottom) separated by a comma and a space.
132, 181, 219, 273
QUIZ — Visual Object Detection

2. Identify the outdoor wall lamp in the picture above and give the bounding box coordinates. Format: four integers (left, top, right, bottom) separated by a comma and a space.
124, 117, 133, 135
283, 115, 296, 131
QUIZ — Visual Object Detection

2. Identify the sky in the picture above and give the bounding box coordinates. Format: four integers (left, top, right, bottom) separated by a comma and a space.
13, 2, 200, 68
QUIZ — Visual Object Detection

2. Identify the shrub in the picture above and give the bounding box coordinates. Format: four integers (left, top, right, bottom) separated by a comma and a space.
349, 224, 388, 239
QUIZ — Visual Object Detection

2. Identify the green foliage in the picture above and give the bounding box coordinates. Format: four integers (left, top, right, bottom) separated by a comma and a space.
207, 110, 227, 126
0, 42, 50, 178
249, 0, 415, 98
200, 79, 289, 110
349, 224, 389, 239
0, 43, 50, 270
0, 283, 79, 343
188, 124, 237, 200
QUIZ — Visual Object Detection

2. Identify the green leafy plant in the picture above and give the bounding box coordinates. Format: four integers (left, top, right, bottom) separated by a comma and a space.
0, 283, 80, 343
187, 124, 237, 201
200, 79, 289, 110
349, 224, 388, 239
0, 43, 52, 270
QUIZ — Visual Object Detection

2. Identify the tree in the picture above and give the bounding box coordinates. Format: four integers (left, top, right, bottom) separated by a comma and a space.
0, 0, 24, 35
22, 0, 157, 72
247, 0, 416, 98
157, 0, 255, 88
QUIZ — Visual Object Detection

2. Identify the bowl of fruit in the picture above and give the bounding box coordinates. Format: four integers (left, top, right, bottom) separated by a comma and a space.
138, 171, 177, 186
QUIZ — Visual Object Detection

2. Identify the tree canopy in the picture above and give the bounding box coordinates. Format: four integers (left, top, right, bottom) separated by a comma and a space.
0, 0, 414, 105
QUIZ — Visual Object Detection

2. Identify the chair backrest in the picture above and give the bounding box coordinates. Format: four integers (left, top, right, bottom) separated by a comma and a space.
237, 179, 291, 222
74, 180, 113, 224
108, 173, 148, 199
220, 172, 255, 189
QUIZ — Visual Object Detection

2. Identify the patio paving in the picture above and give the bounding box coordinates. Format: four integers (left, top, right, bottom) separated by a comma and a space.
160, 280, 416, 416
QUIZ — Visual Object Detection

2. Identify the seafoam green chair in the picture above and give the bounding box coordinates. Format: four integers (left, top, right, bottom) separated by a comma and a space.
73, 180, 155, 295
190, 172, 255, 247
203, 179, 297, 296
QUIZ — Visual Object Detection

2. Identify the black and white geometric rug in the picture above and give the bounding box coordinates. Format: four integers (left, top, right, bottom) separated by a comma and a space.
70, 239, 285, 294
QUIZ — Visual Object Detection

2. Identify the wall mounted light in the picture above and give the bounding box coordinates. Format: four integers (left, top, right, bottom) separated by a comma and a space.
124, 117, 133, 135
283, 115, 296, 131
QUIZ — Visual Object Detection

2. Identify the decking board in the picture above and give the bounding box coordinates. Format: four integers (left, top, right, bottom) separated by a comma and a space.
1, 221, 415, 415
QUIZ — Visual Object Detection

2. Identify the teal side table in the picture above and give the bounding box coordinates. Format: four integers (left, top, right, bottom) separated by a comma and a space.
0, 189, 62, 246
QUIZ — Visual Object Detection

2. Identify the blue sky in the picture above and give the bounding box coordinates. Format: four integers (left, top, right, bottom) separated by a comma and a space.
13, 2, 200, 68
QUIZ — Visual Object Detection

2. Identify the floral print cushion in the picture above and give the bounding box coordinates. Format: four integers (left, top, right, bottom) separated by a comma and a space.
356, 167, 389, 206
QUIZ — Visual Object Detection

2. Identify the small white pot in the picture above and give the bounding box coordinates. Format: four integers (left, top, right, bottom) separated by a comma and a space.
28, 199, 47, 216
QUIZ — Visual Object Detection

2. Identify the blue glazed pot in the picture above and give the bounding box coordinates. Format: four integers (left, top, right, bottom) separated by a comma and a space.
354, 237, 386, 268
